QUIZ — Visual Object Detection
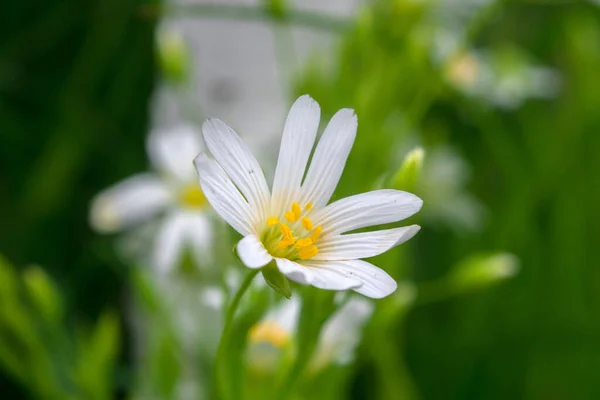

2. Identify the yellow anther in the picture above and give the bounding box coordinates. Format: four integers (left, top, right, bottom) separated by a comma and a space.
292, 202, 302, 219
298, 245, 319, 260
277, 237, 295, 248
301, 217, 313, 231
304, 202, 313, 211
311, 225, 322, 242
266, 217, 280, 226
294, 238, 313, 249
284, 211, 297, 223
279, 224, 293, 239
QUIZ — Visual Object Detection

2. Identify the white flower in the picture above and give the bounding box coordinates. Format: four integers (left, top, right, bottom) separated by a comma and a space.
247, 295, 372, 371
194, 95, 423, 298
90, 125, 212, 273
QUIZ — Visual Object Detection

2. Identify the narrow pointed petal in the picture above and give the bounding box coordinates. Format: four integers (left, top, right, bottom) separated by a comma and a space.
300, 108, 357, 209
185, 212, 214, 267
236, 235, 273, 269
148, 125, 203, 181
194, 153, 255, 236
313, 189, 423, 236
152, 212, 188, 274
276, 258, 362, 290
314, 225, 421, 261
202, 119, 270, 223
305, 260, 397, 299
271, 95, 320, 212
89, 174, 172, 233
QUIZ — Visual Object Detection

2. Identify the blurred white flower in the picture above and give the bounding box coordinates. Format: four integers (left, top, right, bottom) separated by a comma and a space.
194, 95, 423, 299
247, 295, 373, 373
310, 296, 374, 370
445, 48, 561, 109
90, 125, 213, 273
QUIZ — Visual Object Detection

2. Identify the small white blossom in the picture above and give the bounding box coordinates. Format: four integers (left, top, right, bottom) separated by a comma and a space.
90, 125, 212, 273
194, 95, 423, 298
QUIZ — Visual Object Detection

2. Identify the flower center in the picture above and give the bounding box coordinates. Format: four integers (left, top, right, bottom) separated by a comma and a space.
249, 321, 290, 348
261, 202, 322, 261
179, 183, 207, 209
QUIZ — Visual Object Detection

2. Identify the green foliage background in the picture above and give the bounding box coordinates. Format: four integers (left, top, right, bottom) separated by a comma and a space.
1, 0, 599, 399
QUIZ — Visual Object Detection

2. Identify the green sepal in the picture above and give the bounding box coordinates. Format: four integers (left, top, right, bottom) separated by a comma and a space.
262, 263, 291, 299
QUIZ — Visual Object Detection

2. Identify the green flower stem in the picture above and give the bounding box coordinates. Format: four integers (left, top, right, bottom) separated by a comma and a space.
213, 269, 259, 400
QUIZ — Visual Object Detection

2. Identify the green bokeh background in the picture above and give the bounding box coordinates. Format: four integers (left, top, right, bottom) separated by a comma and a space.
1, 0, 600, 399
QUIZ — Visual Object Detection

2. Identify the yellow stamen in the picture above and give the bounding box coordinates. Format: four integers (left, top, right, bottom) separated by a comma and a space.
311, 225, 322, 242
302, 217, 313, 231
305, 202, 313, 211
294, 238, 313, 249
266, 217, 280, 226
298, 245, 319, 260
278, 237, 295, 248
279, 223, 292, 238
284, 211, 297, 223
292, 202, 301, 219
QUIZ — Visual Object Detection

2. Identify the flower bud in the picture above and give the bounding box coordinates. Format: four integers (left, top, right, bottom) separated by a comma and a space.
156, 27, 190, 84
450, 252, 519, 292
391, 147, 425, 193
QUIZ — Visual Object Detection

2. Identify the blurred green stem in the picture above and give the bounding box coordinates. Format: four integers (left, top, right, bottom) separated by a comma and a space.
214, 269, 259, 400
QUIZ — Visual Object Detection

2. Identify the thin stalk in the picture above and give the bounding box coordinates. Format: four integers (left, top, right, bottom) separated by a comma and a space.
213, 269, 259, 400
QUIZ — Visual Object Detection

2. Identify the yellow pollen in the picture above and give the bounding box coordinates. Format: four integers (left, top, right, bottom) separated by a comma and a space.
278, 237, 295, 248
266, 216, 280, 226
305, 203, 313, 211
284, 211, 297, 223
249, 322, 290, 348
301, 217, 313, 231
180, 184, 206, 208
298, 245, 319, 260
294, 238, 313, 249
279, 224, 293, 239
292, 202, 302, 219
311, 225, 322, 242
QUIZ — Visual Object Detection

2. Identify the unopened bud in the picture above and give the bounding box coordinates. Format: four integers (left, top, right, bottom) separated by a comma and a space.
450, 252, 519, 292
391, 147, 425, 192
157, 27, 190, 84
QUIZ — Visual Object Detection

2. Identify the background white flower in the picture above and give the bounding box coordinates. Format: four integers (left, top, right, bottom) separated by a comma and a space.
90, 125, 212, 273
194, 95, 423, 299
247, 295, 373, 372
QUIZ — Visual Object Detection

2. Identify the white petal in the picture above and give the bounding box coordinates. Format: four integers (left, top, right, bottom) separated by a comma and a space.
276, 258, 362, 291
89, 174, 172, 233
263, 295, 301, 333
152, 212, 188, 274
202, 119, 270, 223
314, 225, 421, 261
313, 189, 423, 236
300, 108, 357, 209
148, 124, 203, 181
305, 259, 397, 299
236, 235, 273, 269
316, 297, 373, 366
271, 95, 320, 212
194, 153, 255, 236
184, 212, 214, 267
